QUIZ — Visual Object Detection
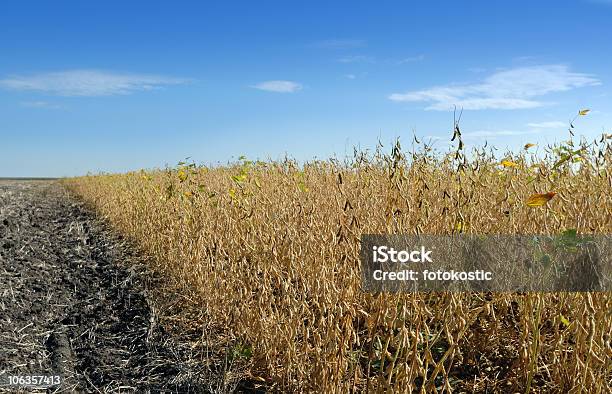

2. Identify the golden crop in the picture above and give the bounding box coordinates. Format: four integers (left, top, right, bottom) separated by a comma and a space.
64, 133, 612, 392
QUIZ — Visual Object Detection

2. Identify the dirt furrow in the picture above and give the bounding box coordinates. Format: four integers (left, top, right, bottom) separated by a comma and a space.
0, 181, 211, 393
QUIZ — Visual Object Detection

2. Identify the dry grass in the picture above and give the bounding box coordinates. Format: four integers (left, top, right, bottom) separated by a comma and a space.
63, 129, 612, 392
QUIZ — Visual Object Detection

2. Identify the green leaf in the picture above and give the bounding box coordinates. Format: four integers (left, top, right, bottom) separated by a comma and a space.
539, 254, 552, 267
553, 154, 571, 169
230, 343, 253, 361
561, 229, 577, 239
231, 174, 247, 183
556, 228, 580, 249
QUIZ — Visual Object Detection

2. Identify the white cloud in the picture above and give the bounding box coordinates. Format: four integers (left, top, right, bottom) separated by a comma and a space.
396, 55, 425, 64
462, 130, 536, 138
337, 54, 424, 65
454, 121, 567, 140
344, 72, 368, 80
337, 55, 374, 63
0, 70, 187, 97
20, 101, 63, 109
312, 39, 366, 49
526, 121, 567, 128
251, 80, 302, 93
389, 65, 601, 110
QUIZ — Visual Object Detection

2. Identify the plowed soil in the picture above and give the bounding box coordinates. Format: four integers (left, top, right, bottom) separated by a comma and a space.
0, 181, 217, 393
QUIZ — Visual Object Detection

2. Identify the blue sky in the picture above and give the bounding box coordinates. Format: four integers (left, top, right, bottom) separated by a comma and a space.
1, 1, 610, 177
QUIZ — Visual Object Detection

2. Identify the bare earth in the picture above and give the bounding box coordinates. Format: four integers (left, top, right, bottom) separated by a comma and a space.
0, 181, 211, 393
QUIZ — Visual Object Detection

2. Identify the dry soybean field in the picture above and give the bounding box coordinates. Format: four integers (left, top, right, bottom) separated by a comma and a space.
60, 134, 612, 393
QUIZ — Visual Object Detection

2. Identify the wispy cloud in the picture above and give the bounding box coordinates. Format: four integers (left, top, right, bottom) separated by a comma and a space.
343, 72, 368, 80
311, 39, 366, 49
526, 121, 567, 129
423, 129, 546, 141
389, 65, 601, 110
336, 54, 424, 65
20, 100, 64, 109
0, 69, 187, 97
251, 80, 302, 93
454, 120, 570, 139
337, 55, 374, 64
462, 130, 536, 138
396, 55, 425, 64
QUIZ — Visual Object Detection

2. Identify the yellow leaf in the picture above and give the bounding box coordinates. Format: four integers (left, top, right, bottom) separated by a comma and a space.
178, 170, 187, 182
501, 159, 519, 168
454, 221, 465, 232
183, 191, 193, 198
524, 143, 536, 150
578, 109, 590, 116
559, 314, 570, 327
526, 192, 556, 207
